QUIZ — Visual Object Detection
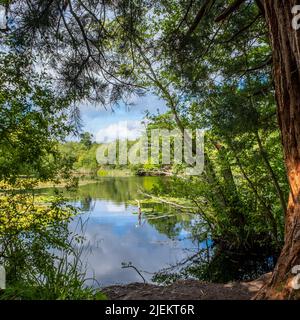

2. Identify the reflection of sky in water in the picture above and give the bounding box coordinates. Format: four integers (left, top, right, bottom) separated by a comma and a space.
68, 198, 199, 286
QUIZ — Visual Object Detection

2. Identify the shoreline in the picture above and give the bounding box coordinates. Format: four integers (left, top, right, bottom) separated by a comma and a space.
102, 273, 272, 300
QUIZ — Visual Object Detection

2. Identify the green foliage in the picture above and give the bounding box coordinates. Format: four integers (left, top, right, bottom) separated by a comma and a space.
80, 132, 94, 149
0, 0, 292, 288
0, 52, 74, 182
102, 0, 287, 281
0, 179, 107, 300
0, 180, 73, 233
59, 142, 99, 174
0, 51, 105, 299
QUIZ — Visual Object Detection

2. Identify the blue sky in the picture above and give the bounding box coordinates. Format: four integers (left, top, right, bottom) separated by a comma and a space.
77, 94, 167, 143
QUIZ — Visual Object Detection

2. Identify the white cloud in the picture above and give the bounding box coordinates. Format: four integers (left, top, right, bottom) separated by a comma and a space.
95, 120, 146, 143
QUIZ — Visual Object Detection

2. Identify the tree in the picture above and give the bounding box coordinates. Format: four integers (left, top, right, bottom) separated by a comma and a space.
79, 132, 93, 149
0, 51, 75, 181
0, 49, 95, 299
4, 0, 300, 298
121, 0, 299, 297
179, 0, 300, 299
254, 0, 300, 299
3, 0, 143, 106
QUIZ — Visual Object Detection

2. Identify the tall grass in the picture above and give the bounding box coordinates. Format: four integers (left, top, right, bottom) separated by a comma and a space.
0, 216, 106, 300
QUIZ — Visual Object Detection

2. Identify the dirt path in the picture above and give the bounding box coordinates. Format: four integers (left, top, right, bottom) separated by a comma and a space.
102, 273, 271, 300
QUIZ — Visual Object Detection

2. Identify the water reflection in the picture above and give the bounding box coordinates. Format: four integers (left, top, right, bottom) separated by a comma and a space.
64, 177, 197, 286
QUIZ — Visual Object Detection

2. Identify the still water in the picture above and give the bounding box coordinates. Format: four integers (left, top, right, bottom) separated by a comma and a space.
63, 177, 198, 286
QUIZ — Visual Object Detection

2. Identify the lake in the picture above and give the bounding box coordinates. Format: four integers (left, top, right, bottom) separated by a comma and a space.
59, 177, 199, 286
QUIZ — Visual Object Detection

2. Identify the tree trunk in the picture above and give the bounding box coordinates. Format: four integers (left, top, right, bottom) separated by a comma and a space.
256, 0, 300, 299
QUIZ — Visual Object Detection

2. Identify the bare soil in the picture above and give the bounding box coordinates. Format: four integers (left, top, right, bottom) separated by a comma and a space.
102, 273, 272, 300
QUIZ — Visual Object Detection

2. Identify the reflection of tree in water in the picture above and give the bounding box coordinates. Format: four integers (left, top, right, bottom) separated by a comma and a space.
139, 200, 194, 239
80, 195, 95, 212
67, 177, 196, 240
147, 209, 278, 283
147, 214, 192, 240
69, 177, 162, 204
45, 177, 193, 240
192, 247, 277, 283
153, 237, 278, 284
39, 177, 278, 285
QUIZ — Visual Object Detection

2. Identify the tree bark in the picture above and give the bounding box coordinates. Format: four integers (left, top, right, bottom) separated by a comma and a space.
256, 0, 300, 299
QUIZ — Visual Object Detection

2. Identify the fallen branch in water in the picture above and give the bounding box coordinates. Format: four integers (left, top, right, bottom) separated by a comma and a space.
147, 214, 177, 220
138, 190, 196, 212
121, 262, 146, 284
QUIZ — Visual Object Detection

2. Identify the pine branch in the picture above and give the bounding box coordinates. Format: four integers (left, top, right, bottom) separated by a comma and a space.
215, 0, 246, 22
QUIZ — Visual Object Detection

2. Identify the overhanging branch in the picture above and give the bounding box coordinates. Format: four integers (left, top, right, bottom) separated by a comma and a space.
185, 0, 216, 38
215, 0, 246, 22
